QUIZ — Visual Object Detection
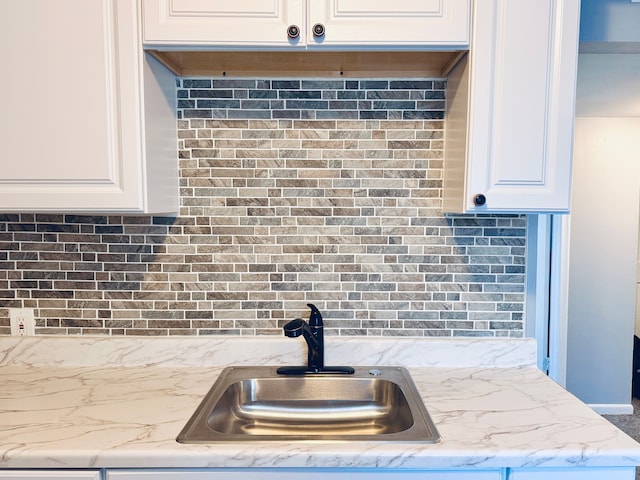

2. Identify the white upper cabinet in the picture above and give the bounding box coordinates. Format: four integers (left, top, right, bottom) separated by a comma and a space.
143, 0, 305, 48
142, 0, 470, 48
307, 0, 469, 48
443, 0, 581, 213
0, 0, 179, 214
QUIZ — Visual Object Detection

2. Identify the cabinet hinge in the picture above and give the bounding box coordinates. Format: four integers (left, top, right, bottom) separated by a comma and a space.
542, 357, 551, 372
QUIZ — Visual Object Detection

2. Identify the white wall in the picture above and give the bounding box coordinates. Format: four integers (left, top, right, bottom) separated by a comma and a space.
637, 242, 640, 337
566, 116, 640, 407
580, 0, 640, 43
575, 55, 640, 117
553, 3, 640, 410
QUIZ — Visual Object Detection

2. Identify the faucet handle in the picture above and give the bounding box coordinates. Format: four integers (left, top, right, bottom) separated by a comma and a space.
307, 304, 323, 327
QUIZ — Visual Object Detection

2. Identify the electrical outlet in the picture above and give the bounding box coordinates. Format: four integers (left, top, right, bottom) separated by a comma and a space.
9, 308, 35, 336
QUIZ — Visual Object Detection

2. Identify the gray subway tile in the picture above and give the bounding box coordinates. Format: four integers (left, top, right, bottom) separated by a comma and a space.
0, 76, 526, 338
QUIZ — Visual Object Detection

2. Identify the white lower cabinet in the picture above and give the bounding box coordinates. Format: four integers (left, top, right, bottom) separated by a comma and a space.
0, 472, 101, 480
507, 467, 636, 480
0, 466, 634, 480
106, 469, 501, 480
106, 467, 638, 480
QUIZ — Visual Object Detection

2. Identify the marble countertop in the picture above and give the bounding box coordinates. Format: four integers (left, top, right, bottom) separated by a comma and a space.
1, 336, 639, 470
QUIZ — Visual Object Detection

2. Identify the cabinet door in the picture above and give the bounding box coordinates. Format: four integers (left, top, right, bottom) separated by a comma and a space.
142, 0, 305, 47
443, 0, 580, 213
307, 0, 469, 48
142, 0, 469, 49
0, 472, 101, 480
107, 468, 502, 479
507, 467, 635, 480
0, 0, 178, 213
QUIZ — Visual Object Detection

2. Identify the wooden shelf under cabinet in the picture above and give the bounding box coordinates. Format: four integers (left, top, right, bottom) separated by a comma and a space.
147, 50, 466, 78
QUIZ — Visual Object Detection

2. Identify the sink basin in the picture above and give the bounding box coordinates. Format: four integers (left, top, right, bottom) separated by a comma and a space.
176, 366, 440, 443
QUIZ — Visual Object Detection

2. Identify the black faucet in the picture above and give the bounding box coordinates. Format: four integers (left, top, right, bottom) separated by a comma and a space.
276, 304, 354, 375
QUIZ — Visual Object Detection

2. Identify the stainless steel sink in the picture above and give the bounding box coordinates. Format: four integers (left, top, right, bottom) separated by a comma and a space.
176, 366, 440, 443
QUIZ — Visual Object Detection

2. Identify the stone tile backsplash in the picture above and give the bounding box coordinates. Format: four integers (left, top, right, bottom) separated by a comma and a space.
0, 78, 526, 337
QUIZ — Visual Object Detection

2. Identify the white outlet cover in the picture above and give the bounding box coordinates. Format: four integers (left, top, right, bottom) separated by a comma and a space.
9, 308, 36, 336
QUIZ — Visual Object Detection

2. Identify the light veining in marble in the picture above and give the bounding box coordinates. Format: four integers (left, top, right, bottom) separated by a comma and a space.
0, 337, 638, 471
0, 336, 537, 368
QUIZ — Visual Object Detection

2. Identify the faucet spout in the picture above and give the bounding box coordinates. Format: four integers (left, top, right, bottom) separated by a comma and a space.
281, 311, 323, 371
282, 318, 321, 352
277, 304, 354, 376
307, 303, 322, 327
305, 304, 324, 371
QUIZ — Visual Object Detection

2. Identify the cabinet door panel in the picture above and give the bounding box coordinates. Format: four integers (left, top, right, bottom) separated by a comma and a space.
508, 467, 635, 480
0, 0, 132, 203
0, 0, 178, 213
467, 0, 553, 200
0, 472, 101, 480
1, 1, 112, 182
107, 468, 502, 479
142, 0, 305, 47
443, 0, 580, 213
469, 0, 580, 213
308, 0, 469, 47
